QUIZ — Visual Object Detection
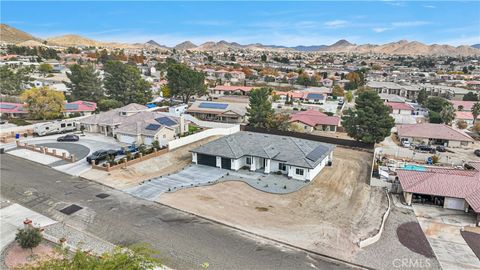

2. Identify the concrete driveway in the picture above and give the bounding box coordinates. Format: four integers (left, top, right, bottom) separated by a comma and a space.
125, 165, 228, 201
6, 133, 121, 176
413, 204, 480, 270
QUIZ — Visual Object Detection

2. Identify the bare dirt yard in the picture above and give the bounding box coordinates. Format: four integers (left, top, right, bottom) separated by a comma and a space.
158, 147, 388, 261
81, 136, 220, 189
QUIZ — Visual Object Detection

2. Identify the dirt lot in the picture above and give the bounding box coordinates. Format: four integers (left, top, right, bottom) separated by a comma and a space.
81, 136, 220, 189
158, 147, 388, 261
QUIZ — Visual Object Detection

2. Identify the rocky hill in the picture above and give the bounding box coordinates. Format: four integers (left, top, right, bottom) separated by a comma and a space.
0, 24, 42, 44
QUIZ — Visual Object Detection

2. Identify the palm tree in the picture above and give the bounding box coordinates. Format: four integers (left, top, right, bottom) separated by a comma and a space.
440, 104, 455, 126
472, 102, 480, 125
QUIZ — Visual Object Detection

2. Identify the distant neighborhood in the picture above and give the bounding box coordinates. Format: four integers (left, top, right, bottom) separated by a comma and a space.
1, 21, 480, 270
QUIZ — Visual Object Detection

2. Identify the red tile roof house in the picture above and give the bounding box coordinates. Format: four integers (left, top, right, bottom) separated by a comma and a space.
385, 101, 413, 115
396, 123, 474, 148
289, 109, 340, 132
209, 85, 254, 96
0, 101, 97, 118
455, 111, 480, 127
397, 162, 480, 226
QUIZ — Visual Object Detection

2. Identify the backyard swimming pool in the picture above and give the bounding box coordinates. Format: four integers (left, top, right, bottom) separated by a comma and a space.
402, 164, 427, 171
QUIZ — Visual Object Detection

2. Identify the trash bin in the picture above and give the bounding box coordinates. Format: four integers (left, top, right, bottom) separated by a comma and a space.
15, 133, 20, 139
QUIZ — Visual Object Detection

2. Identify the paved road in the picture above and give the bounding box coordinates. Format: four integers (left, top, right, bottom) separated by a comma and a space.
0, 155, 361, 270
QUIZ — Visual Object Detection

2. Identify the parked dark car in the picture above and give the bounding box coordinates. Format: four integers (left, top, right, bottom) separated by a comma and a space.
117, 144, 138, 155
57, 134, 79, 142
414, 145, 436, 154
436, 146, 446, 152
86, 149, 118, 164
475, 149, 480, 157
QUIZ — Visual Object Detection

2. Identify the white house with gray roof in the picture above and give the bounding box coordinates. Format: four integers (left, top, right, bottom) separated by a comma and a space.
190, 132, 335, 181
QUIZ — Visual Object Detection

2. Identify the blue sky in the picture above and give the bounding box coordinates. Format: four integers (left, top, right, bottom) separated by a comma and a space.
2, 1, 480, 46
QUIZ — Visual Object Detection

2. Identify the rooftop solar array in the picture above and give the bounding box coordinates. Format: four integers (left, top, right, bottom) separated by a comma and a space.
65, 103, 79, 110
306, 93, 324, 100
155, 117, 177, 126
0, 104, 17, 109
198, 102, 228, 110
306, 145, 329, 162
145, 124, 161, 130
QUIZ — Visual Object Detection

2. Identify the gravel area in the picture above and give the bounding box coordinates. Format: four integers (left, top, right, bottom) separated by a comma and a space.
43, 223, 114, 255
355, 203, 441, 270
461, 230, 480, 260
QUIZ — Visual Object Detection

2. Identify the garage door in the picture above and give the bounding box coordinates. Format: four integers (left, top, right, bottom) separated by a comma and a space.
221, 157, 231, 170
197, 154, 216, 167
118, 134, 137, 144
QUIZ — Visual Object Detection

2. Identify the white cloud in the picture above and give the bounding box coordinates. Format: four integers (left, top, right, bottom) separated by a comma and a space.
324, 20, 348, 28
373, 27, 390, 33
392, 21, 430, 27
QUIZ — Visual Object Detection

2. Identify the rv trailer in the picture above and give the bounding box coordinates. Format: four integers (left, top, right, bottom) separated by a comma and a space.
34, 120, 78, 136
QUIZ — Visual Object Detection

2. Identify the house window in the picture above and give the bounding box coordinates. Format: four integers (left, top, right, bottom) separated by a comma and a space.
295, 168, 304, 175
246, 157, 251, 165
278, 163, 287, 171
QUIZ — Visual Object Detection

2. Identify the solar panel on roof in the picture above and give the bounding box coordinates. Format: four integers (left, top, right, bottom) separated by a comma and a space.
145, 124, 161, 130
155, 117, 177, 126
198, 102, 228, 109
306, 93, 324, 100
306, 145, 329, 162
65, 103, 79, 110
0, 104, 17, 109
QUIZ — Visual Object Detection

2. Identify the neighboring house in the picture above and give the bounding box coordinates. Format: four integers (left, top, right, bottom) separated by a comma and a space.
397, 123, 474, 148
385, 102, 413, 115
0, 102, 27, 118
190, 132, 335, 181
63, 101, 97, 117
450, 100, 476, 112
209, 85, 254, 96
454, 111, 479, 127
397, 162, 480, 226
187, 101, 247, 123
0, 101, 97, 118
114, 112, 187, 146
79, 103, 148, 136
289, 109, 340, 132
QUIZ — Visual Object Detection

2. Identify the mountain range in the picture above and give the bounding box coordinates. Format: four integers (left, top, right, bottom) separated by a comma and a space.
1, 24, 479, 56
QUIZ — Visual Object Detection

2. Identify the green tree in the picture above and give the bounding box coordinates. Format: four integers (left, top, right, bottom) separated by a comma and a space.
416, 89, 428, 105
341, 91, 395, 143
463, 92, 479, 101
167, 64, 206, 103
38, 63, 53, 76
104, 60, 152, 105
65, 64, 104, 102
21, 87, 65, 120
440, 103, 455, 125
15, 226, 42, 254
425, 96, 448, 112
261, 54, 267, 62
345, 91, 353, 103
332, 85, 345, 97
246, 87, 274, 128
20, 243, 161, 270
161, 85, 170, 98
472, 102, 480, 125
0, 66, 32, 95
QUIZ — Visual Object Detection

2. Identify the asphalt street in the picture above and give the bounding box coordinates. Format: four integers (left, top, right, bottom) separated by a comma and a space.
0, 154, 362, 270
